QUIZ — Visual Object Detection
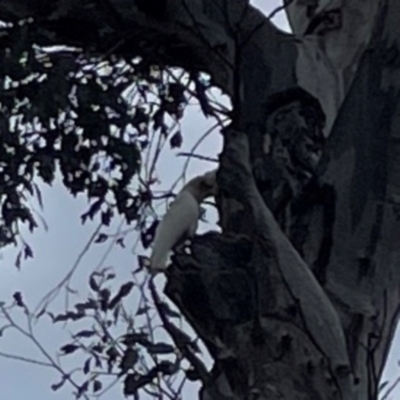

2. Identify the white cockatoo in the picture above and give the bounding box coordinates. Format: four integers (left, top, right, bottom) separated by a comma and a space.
149, 169, 217, 272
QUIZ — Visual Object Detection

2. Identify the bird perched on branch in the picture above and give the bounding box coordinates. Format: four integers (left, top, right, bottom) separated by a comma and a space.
149, 169, 217, 272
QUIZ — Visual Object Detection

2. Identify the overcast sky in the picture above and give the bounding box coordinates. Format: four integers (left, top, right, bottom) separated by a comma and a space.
0, 2, 398, 400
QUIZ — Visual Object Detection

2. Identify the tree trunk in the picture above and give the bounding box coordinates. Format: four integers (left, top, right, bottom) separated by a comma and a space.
1, 1, 399, 399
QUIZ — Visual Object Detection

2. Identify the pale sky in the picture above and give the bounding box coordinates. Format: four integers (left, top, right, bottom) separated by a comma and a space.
0, 2, 398, 400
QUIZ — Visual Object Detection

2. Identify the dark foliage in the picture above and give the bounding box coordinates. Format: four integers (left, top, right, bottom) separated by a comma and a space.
0, 20, 209, 255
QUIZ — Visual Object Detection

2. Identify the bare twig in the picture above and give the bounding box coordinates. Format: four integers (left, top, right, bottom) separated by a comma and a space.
268, 0, 295, 20
170, 119, 226, 193
381, 377, 400, 400
0, 350, 53, 367
176, 152, 218, 163
241, 0, 295, 48
0, 305, 89, 400
34, 222, 102, 315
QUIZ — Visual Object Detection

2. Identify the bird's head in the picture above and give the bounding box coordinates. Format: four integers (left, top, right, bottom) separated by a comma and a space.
184, 169, 217, 202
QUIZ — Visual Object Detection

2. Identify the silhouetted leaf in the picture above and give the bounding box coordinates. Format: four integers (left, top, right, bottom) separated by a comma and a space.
108, 282, 134, 310
113, 303, 120, 323
159, 301, 181, 319
106, 347, 119, 373
135, 255, 149, 272
121, 332, 151, 347
50, 310, 85, 323
136, 305, 150, 316
36, 307, 46, 319
119, 348, 139, 373
15, 250, 22, 269
60, 343, 79, 355
94, 353, 102, 368
73, 330, 96, 339
116, 237, 125, 248
101, 209, 113, 226
76, 380, 89, 399
13, 291, 24, 307
23, 244, 33, 259
186, 367, 201, 381
94, 233, 108, 243
170, 130, 182, 148
81, 199, 103, 223
74, 299, 97, 311
152, 108, 165, 132
123, 374, 139, 396
158, 360, 179, 375
123, 372, 155, 396
92, 344, 104, 354
378, 381, 389, 393
93, 379, 102, 393
33, 183, 44, 209
146, 342, 175, 355
132, 107, 149, 132
83, 358, 91, 374
141, 220, 159, 249
89, 275, 100, 292
99, 288, 111, 311
51, 376, 66, 391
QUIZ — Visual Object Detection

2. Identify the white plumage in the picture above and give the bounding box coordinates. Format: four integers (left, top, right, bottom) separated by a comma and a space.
149, 170, 216, 272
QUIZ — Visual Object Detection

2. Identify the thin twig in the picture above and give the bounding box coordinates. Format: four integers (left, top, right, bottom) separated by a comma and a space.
381, 377, 400, 400
176, 152, 218, 163
0, 350, 53, 367
169, 119, 226, 193
268, 0, 295, 20
34, 222, 102, 315
1, 306, 89, 400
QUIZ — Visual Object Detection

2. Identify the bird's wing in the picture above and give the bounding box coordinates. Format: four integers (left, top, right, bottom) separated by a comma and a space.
150, 191, 200, 270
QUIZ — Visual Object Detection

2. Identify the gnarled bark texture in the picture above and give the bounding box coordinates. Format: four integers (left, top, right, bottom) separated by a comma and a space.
1, 0, 399, 399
